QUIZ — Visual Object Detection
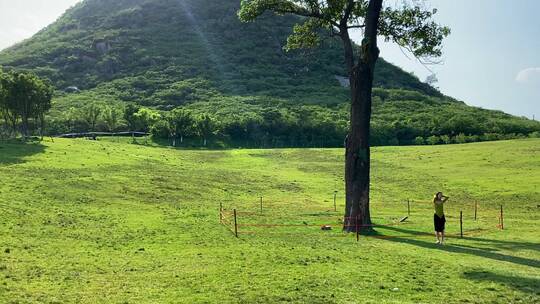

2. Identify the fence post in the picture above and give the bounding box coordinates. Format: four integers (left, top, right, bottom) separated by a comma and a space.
356, 214, 360, 242
260, 196, 263, 213
407, 199, 411, 216
220, 202, 223, 224
500, 205, 504, 230
460, 211, 463, 238
474, 201, 477, 221
234, 209, 238, 238
334, 191, 337, 212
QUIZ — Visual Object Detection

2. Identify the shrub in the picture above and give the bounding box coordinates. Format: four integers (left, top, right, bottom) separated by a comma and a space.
414, 136, 425, 145
529, 131, 540, 138
151, 119, 170, 139
426, 135, 440, 145
482, 133, 502, 141
440, 135, 451, 144
454, 133, 467, 144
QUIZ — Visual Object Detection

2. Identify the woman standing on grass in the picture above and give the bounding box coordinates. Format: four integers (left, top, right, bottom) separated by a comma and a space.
434, 192, 450, 244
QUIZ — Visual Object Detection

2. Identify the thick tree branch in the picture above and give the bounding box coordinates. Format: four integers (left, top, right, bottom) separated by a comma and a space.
239, 0, 340, 28
340, 30, 355, 71
360, 0, 383, 64
341, 0, 355, 27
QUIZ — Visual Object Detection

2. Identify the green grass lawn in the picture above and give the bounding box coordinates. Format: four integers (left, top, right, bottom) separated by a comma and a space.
0, 138, 538, 303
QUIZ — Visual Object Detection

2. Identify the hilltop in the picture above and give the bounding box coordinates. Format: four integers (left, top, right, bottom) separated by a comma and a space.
0, 0, 440, 104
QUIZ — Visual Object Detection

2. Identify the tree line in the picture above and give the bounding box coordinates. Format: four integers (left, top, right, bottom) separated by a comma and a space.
0, 70, 53, 138
48, 103, 221, 146
45, 100, 540, 148
2, 70, 538, 146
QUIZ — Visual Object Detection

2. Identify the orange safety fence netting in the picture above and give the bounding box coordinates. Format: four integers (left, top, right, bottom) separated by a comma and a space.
237, 227, 493, 239
219, 200, 505, 239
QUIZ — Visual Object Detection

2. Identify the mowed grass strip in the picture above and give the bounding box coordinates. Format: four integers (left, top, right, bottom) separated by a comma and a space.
0, 138, 538, 303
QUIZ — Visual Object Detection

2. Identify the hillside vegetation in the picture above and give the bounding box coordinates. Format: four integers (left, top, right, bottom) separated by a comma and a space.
0, 0, 439, 100
0, 138, 539, 303
0, 0, 539, 144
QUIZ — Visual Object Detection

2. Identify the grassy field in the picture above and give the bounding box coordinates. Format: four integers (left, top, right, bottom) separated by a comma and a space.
0, 138, 538, 303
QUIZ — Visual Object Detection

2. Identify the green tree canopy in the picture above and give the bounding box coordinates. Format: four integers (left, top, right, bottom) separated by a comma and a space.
102, 105, 123, 132
134, 108, 161, 133
239, 0, 449, 63
167, 109, 195, 143
0, 71, 53, 137
196, 114, 217, 146
82, 101, 105, 132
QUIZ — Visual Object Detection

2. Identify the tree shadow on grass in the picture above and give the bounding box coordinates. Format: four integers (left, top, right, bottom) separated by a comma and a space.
460, 235, 540, 252
0, 140, 46, 165
463, 270, 540, 295
371, 225, 540, 269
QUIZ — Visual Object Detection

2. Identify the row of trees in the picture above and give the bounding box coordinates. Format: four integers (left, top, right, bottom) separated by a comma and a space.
49, 103, 219, 146
0, 70, 53, 138
123, 105, 218, 146
46, 101, 540, 148
49, 102, 347, 147
415, 132, 539, 146
150, 109, 217, 146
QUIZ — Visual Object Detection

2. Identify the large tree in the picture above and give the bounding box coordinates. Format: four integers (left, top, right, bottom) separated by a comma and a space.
239, 0, 449, 232
82, 101, 104, 132
102, 105, 123, 132
124, 104, 141, 131
0, 71, 52, 138
196, 114, 217, 146
167, 109, 195, 146
0, 72, 20, 136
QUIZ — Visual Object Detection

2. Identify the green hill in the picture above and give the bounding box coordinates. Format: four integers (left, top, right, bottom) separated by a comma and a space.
0, 0, 440, 103
0, 0, 538, 144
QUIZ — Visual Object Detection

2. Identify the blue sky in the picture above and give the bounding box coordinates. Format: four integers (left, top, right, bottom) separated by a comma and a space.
0, 0, 538, 119
352, 0, 540, 119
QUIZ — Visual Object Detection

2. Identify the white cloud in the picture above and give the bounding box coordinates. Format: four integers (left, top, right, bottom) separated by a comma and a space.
516, 67, 540, 84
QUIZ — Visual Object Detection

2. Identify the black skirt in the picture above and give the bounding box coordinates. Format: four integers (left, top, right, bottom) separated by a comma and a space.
434, 214, 446, 232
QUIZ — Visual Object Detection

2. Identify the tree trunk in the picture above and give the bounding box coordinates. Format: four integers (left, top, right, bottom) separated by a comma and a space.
39, 114, 45, 140
343, 61, 376, 232
21, 116, 29, 139
342, 0, 383, 233
10, 117, 17, 138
